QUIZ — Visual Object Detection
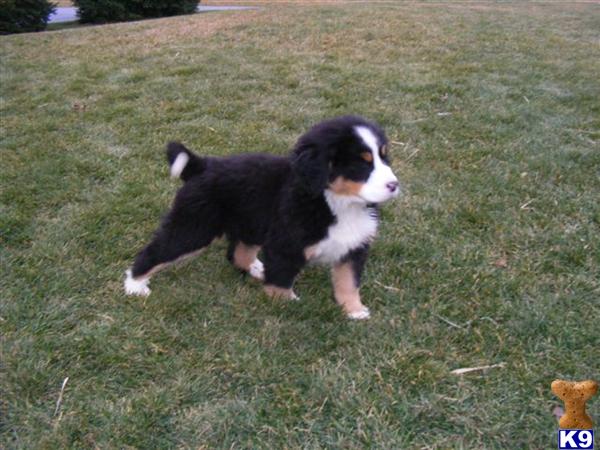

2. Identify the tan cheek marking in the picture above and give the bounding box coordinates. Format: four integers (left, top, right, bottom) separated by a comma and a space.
332, 262, 365, 314
233, 242, 261, 271
329, 177, 364, 196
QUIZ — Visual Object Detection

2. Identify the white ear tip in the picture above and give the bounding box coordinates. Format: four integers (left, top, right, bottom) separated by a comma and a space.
170, 152, 189, 178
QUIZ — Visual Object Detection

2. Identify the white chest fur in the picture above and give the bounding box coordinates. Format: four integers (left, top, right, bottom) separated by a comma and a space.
311, 191, 378, 265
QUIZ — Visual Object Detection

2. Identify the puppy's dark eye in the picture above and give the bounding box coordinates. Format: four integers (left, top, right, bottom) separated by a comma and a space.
380, 144, 388, 157
360, 152, 373, 163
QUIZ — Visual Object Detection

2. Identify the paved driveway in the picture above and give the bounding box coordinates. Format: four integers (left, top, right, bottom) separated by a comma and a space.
49, 5, 258, 23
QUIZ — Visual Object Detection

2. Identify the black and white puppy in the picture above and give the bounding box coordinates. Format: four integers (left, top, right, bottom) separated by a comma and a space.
124, 115, 400, 319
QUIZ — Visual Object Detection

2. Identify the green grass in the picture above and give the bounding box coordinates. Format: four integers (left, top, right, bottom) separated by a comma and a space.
2, 3, 599, 448
46, 21, 84, 32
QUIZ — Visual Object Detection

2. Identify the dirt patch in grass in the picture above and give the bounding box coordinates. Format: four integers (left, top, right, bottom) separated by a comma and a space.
6, 9, 265, 62
138, 10, 263, 46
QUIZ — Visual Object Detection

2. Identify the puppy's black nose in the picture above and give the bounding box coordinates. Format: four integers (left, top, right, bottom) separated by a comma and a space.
386, 181, 400, 193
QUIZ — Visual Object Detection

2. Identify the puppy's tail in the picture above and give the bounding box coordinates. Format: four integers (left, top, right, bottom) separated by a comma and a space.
166, 141, 206, 181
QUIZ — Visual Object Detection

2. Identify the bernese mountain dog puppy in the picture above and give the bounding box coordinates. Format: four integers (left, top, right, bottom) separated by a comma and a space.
124, 115, 400, 319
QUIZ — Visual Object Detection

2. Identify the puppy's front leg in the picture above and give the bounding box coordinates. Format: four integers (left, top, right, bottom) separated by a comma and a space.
262, 250, 304, 301
264, 284, 299, 301
332, 246, 370, 320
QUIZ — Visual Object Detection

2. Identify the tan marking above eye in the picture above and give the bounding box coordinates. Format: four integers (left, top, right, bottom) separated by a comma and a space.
361, 152, 373, 162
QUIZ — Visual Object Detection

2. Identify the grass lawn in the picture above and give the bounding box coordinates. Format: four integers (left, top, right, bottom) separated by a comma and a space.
2, 2, 599, 448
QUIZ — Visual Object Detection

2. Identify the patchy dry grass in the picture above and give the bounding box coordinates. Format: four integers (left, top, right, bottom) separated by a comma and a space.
2, 2, 599, 449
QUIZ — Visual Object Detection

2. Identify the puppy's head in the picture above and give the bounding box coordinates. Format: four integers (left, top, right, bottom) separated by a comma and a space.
291, 116, 400, 203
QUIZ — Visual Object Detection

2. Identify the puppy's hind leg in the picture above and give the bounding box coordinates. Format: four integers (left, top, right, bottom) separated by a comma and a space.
227, 240, 264, 281
125, 208, 222, 296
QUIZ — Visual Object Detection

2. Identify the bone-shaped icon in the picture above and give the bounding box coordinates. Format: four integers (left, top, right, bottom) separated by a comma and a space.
551, 379, 598, 429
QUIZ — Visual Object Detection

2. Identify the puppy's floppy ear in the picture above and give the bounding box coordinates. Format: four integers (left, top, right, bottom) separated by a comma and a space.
291, 140, 332, 196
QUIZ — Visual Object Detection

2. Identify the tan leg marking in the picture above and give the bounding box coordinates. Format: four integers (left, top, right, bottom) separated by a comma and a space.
332, 262, 370, 319
139, 248, 205, 279
233, 243, 261, 271
329, 177, 365, 196
264, 285, 299, 301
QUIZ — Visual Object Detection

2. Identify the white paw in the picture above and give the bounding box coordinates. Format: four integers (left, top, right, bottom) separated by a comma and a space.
124, 269, 151, 297
289, 291, 300, 301
347, 307, 370, 320
248, 259, 265, 280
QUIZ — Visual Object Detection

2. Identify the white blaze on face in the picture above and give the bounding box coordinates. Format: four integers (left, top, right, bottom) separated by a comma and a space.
354, 126, 399, 203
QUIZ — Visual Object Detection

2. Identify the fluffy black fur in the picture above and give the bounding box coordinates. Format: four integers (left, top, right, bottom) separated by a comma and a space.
128, 115, 394, 311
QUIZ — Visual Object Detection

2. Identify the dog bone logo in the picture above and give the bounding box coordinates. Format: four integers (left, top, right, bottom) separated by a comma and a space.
551, 379, 598, 429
